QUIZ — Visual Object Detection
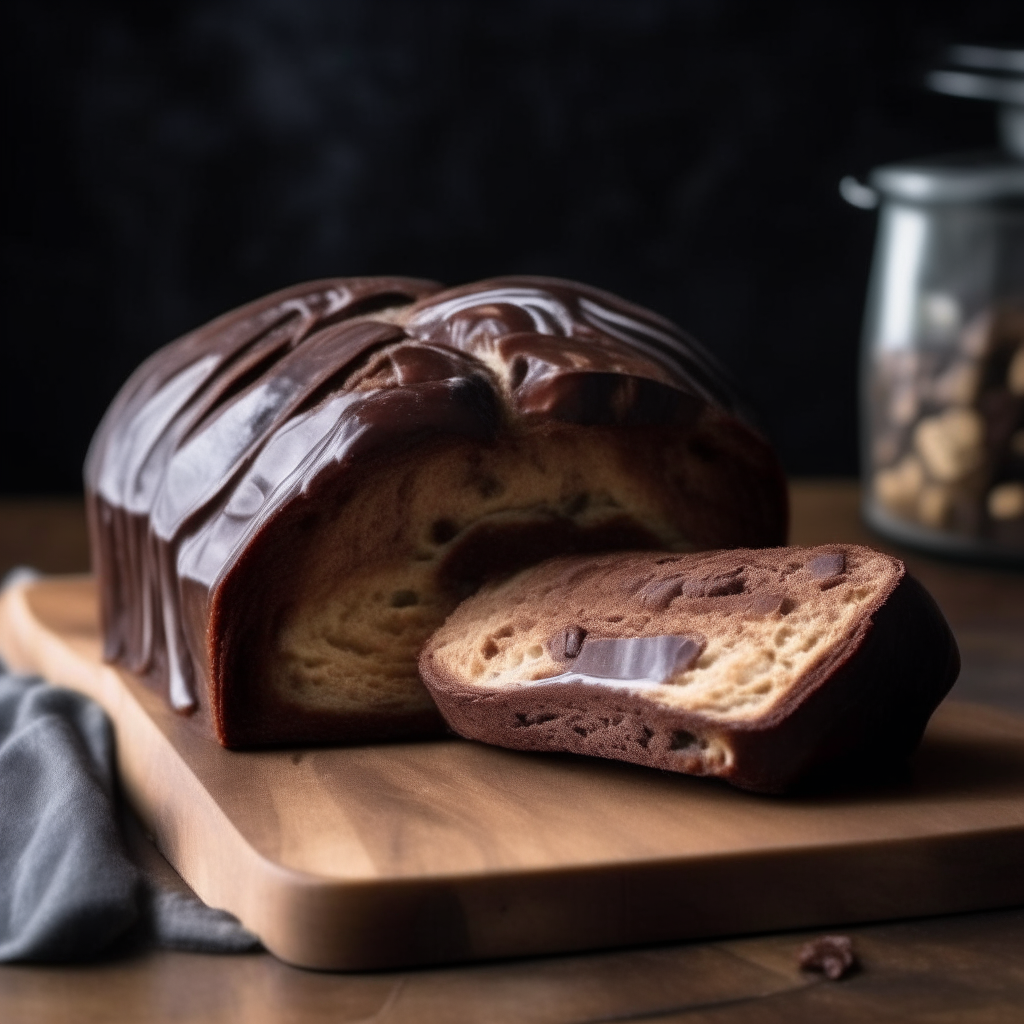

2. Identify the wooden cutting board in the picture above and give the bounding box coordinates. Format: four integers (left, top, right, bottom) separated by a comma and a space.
2, 576, 1024, 971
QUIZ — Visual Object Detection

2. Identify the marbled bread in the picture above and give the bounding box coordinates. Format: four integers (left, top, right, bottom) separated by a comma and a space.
85, 276, 787, 746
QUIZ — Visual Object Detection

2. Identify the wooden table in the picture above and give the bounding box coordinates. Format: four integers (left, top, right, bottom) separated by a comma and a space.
2, 481, 1023, 1023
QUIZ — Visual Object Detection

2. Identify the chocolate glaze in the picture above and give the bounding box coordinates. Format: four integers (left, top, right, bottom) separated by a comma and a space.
85, 275, 788, 746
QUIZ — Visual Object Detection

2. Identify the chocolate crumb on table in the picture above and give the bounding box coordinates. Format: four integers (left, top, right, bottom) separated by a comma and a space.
798, 935, 858, 980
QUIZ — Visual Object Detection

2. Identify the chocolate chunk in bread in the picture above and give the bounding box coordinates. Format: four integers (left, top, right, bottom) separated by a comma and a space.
419, 545, 959, 792
562, 625, 587, 659
807, 551, 846, 589
85, 276, 787, 747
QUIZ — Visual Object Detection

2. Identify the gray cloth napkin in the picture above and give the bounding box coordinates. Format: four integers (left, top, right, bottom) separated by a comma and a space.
0, 668, 261, 962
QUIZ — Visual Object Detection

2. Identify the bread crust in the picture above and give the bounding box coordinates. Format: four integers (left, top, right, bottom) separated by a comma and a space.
419, 546, 960, 792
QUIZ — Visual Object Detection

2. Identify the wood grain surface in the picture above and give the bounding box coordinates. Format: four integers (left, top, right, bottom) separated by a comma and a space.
3, 907, 1024, 1024
1, 482, 1023, 1021
2, 565, 1023, 970
0, 497, 90, 579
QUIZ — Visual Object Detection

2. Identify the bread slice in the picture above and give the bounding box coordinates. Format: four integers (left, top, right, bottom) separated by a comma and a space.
419, 545, 960, 792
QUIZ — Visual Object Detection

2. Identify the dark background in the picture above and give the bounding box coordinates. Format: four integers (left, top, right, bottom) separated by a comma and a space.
3, 0, 1023, 494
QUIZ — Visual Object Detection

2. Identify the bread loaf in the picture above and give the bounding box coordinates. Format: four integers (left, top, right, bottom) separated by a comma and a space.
85, 276, 787, 747
419, 545, 959, 791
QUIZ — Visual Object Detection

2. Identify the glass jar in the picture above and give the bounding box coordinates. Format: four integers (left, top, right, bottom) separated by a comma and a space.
847, 44, 1024, 564
858, 156, 1024, 563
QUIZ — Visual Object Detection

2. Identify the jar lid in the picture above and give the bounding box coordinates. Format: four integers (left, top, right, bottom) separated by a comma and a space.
869, 152, 1024, 204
